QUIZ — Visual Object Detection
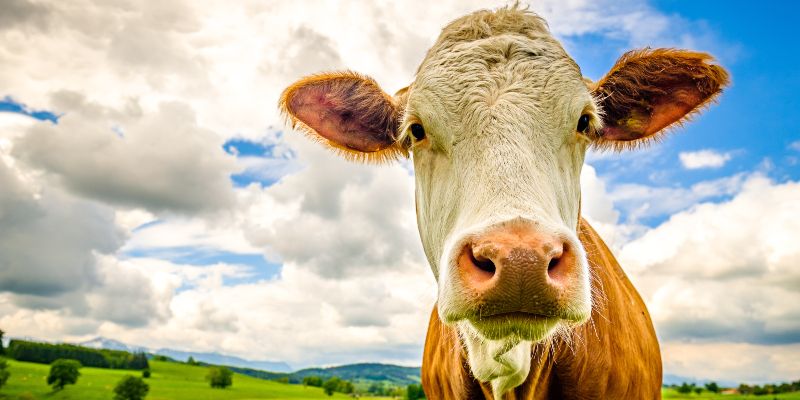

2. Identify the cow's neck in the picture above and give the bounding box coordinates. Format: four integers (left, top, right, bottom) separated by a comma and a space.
421, 219, 662, 399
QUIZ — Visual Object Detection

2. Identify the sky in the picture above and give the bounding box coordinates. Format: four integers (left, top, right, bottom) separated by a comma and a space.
0, 0, 799, 384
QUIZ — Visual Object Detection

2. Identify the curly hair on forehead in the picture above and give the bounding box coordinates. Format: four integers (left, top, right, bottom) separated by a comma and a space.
430, 4, 550, 49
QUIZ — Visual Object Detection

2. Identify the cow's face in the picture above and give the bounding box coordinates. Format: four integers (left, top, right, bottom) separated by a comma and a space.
406, 15, 597, 347
280, 7, 727, 395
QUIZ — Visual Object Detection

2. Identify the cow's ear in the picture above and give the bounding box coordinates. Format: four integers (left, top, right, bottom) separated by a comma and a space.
592, 48, 729, 150
280, 71, 406, 162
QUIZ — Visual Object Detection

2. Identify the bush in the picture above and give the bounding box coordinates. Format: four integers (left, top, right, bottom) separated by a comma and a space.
303, 375, 323, 387
206, 366, 233, 389
406, 383, 425, 400
0, 359, 10, 389
142, 368, 151, 378
47, 359, 81, 390
114, 375, 149, 400
323, 376, 341, 396
676, 382, 695, 394
705, 381, 720, 393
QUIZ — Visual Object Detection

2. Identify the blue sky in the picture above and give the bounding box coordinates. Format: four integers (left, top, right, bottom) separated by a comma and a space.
1, 0, 799, 384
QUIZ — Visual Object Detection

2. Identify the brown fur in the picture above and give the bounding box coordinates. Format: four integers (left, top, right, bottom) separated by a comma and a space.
592, 48, 730, 151
422, 219, 662, 399
279, 71, 406, 163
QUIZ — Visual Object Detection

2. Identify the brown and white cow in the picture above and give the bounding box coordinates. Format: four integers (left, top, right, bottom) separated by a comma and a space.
280, 6, 728, 399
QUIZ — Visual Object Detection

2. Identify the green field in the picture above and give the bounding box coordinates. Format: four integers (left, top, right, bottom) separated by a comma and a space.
663, 388, 800, 399
2, 358, 798, 400
0, 359, 387, 400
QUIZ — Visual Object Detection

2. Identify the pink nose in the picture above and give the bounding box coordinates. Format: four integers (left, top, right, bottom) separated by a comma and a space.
457, 224, 577, 315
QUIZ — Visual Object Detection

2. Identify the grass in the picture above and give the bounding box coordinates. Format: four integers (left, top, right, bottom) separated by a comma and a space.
0, 359, 376, 400
3, 358, 797, 400
662, 388, 800, 399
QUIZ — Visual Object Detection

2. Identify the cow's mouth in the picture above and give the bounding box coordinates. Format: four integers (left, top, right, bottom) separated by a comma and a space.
477, 311, 557, 322
468, 311, 563, 341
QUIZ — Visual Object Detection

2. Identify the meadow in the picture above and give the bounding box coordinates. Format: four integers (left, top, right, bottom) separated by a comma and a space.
1, 357, 798, 400
0, 359, 386, 400
663, 388, 800, 399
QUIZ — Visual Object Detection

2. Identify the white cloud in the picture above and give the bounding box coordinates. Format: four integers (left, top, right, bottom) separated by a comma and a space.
620, 176, 800, 346
661, 342, 800, 384
10, 94, 238, 214
0, 0, 793, 382
789, 140, 800, 152
679, 149, 733, 169
610, 173, 747, 224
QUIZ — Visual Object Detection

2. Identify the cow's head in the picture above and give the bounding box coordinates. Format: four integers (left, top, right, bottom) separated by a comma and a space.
280, 6, 727, 395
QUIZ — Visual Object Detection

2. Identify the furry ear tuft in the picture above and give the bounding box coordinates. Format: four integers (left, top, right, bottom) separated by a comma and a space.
592, 48, 730, 151
279, 71, 406, 163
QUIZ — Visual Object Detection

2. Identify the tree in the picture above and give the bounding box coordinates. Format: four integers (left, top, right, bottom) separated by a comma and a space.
0, 329, 5, 354
338, 380, 354, 394
676, 382, 695, 394
738, 383, 752, 395
303, 375, 323, 387
406, 383, 425, 400
142, 368, 151, 378
187, 356, 198, 366
47, 359, 81, 390
0, 359, 10, 389
323, 376, 341, 396
705, 381, 720, 393
206, 366, 233, 389
752, 385, 768, 395
113, 375, 149, 400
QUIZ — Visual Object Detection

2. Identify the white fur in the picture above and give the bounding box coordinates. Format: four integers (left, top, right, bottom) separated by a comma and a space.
404, 20, 598, 395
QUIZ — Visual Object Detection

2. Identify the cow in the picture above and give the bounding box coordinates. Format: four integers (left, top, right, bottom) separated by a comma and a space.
279, 5, 728, 399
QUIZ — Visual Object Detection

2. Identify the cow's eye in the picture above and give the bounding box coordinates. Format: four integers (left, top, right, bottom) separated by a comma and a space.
576, 114, 591, 133
410, 123, 426, 140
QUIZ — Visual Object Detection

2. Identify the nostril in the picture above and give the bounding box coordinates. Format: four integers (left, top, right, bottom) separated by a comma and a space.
546, 243, 570, 283
470, 251, 496, 274
547, 256, 560, 272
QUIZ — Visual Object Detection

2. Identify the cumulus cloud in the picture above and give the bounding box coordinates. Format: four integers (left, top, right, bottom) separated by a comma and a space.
620, 175, 800, 345
0, 157, 124, 296
610, 173, 747, 223
0, 151, 170, 329
0, 0, 50, 32
679, 149, 733, 169
11, 93, 238, 214
662, 342, 800, 384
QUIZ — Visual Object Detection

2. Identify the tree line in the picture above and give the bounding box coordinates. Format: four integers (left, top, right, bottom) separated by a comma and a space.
6, 339, 149, 370
300, 375, 425, 399
737, 380, 800, 396
671, 379, 800, 396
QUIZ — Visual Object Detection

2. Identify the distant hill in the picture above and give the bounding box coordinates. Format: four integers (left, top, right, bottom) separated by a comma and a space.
230, 363, 422, 386
78, 337, 148, 353
663, 373, 737, 388
154, 348, 292, 373
292, 363, 421, 385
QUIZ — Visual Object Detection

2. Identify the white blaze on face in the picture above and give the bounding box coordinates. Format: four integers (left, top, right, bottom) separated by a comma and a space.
400, 13, 599, 394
